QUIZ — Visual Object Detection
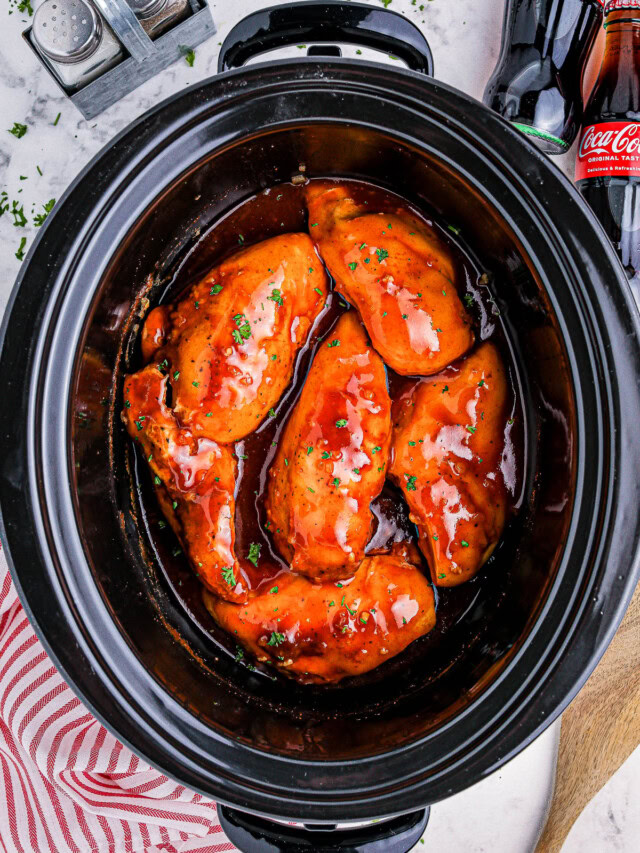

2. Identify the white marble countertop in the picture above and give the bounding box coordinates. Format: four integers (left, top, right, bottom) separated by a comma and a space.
0, 0, 638, 850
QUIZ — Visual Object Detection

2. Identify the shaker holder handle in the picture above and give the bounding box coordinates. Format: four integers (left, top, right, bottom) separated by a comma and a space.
93, 0, 155, 62
218, 803, 430, 853
217, 0, 434, 76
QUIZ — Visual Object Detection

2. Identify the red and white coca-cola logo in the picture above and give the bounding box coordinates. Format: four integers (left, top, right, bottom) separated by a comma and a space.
576, 121, 640, 181
579, 123, 640, 157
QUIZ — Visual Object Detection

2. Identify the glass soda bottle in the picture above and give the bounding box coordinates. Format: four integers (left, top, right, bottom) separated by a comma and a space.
484, 0, 604, 154
576, 0, 640, 296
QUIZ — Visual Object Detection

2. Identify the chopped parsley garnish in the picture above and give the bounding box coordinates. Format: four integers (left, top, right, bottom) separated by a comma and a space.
267, 631, 285, 646
448, 224, 461, 235
332, 477, 340, 487
157, 358, 168, 373
268, 289, 283, 306
464, 294, 474, 307
406, 475, 417, 491
466, 425, 476, 434
371, 446, 381, 454
432, 534, 439, 541
172, 501, 178, 510
53, 112, 61, 126
442, 385, 449, 394
154, 475, 161, 486
314, 287, 323, 296
210, 284, 223, 295
180, 45, 195, 66
269, 586, 278, 594
306, 446, 313, 455
232, 313, 252, 344
10, 201, 26, 227
461, 540, 470, 548
308, 267, 314, 273
192, 381, 199, 388
308, 486, 315, 493
222, 565, 236, 586
235, 646, 244, 662
310, 222, 318, 227
348, 262, 357, 270
375, 247, 389, 263
438, 573, 446, 579
247, 542, 261, 566
352, 468, 360, 474
8, 122, 27, 139
15, 237, 26, 260
335, 418, 348, 427
402, 314, 408, 320
322, 451, 332, 459
268, 408, 276, 417
408, 441, 416, 446
478, 379, 485, 387
173, 370, 180, 380
359, 242, 367, 249
327, 339, 340, 348
33, 198, 55, 227
364, 258, 370, 264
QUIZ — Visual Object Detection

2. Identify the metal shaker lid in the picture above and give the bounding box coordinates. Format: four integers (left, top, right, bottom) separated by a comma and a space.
125, 0, 168, 19
32, 0, 102, 65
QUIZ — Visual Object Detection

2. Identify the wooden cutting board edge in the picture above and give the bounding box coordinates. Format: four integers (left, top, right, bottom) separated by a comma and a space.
534, 579, 640, 852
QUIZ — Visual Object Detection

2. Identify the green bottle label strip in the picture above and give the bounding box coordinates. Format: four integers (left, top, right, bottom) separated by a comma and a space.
512, 122, 570, 151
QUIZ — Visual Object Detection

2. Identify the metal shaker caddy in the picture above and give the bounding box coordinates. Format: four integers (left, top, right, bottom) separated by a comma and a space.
23, 0, 215, 119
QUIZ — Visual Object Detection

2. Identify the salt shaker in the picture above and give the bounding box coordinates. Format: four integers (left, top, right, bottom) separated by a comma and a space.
127, 0, 189, 39
30, 0, 124, 92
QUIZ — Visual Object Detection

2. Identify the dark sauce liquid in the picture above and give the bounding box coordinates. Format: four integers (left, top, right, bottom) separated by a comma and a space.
131, 179, 527, 686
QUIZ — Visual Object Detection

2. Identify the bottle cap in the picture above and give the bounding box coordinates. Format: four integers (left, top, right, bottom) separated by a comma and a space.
32, 0, 102, 65
605, 0, 640, 13
126, 0, 168, 20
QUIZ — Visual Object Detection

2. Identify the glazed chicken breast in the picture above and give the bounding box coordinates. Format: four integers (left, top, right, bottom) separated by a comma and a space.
141, 233, 327, 443
389, 342, 510, 587
266, 311, 392, 581
306, 181, 474, 375
123, 365, 247, 603
204, 552, 436, 684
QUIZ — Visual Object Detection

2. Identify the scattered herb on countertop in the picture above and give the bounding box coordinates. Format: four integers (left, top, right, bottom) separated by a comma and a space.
33, 198, 55, 226
8, 122, 27, 138
179, 45, 195, 66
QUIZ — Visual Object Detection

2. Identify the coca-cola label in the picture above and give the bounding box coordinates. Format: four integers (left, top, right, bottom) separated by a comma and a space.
576, 121, 640, 180
605, 0, 640, 12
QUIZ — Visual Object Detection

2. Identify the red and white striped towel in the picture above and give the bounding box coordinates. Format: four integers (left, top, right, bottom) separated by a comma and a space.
0, 545, 238, 853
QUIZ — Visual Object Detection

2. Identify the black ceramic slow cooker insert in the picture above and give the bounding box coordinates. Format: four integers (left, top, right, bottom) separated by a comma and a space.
1, 3, 640, 851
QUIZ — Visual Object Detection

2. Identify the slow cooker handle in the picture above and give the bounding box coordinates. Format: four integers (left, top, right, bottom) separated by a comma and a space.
218, 804, 430, 852
217, 1, 434, 75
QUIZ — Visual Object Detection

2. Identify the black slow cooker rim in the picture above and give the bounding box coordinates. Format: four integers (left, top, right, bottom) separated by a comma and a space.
1, 60, 640, 821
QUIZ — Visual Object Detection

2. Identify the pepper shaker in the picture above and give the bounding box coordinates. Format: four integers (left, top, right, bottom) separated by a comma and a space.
30, 0, 124, 92
127, 0, 189, 39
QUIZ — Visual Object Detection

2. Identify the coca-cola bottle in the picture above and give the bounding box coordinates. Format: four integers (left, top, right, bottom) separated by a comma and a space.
576, 1, 640, 292
484, 0, 604, 154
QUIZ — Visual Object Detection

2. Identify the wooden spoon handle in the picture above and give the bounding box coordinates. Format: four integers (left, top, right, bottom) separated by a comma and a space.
535, 581, 640, 853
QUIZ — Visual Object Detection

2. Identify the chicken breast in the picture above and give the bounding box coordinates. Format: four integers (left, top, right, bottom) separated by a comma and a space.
123, 365, 247, 602
266, 311, 392, 581
389, 342, 510, 587
204, 553, 436, 683
306, 181, 474, 375
142, 233, 327, 443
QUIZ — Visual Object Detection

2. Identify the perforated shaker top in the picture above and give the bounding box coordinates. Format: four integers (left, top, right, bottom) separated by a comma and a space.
32, 0, 102, 64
